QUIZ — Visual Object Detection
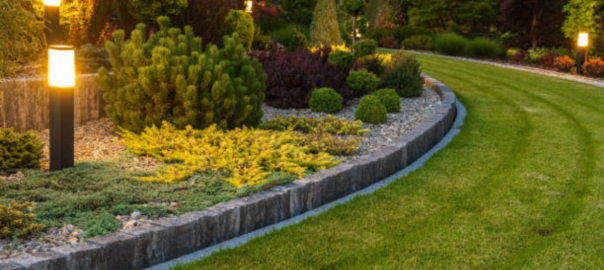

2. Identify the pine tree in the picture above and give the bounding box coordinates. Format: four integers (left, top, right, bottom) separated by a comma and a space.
96, 16, 265, 133
310, 0, 343, 46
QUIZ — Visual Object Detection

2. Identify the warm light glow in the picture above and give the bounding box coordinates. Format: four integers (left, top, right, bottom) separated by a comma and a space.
355, 29, 362, 38
44, 0, 61, 6
578, 32, 589, 47
48, 46, 75, 88
245, 0, 253, 13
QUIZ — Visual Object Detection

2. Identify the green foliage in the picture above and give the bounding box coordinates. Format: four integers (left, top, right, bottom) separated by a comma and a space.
310, 0, 343, 46
0, 0, 45, 79
272, 24, 310, 48
278, 0, 318, 25
408, 0, 497, 29
121, 122, 340, 186
355, 95, 387, 124
127, 0, 187, 26
225, 10, 255, 50
290, 29, 309, 51
353, 39, 377, 58
339, 0, 367, 17
507, 48, 520, 59
372, 88, 401, 113
390, 26, 432, 43
261, 115, 370, 136
0, 202, 45, 239
309, 88, 344, 113
252, 25, 270, 51
347, 70, 381, 96
527, 47, 548, 63
0, 129, 43, 171
255, 18, 288, 33
381, 53, 423, 97
562, 0, 602, 42
96, 17, 266, 133
69, 211, 119, 239
356, 54, 386, 76
77, 44, 110, 74
303, 129, 362, 156
329, 51, 356, 70
402, 35, 434, 51
467, 38, 502, 58
435, 33, 469, 56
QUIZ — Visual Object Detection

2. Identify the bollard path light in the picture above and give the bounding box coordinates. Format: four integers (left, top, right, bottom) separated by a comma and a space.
576, 32, 589, 75
44, 0, 75, 171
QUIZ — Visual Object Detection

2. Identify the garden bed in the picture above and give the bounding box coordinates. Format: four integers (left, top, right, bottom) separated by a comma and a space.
0, 85, 440, 263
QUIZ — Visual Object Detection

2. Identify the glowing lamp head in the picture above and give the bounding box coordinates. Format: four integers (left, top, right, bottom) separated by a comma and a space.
48, 45, 75, 88
245, 0, 253, 13
44, 0, 62, 6
578, 32, 589, 47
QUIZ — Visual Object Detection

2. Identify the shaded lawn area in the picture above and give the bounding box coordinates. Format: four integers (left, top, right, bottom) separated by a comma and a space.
172, 54, 604, 269
0, 154, 296, 238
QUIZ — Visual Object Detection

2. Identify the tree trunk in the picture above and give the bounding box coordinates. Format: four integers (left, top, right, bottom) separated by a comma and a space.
352, 16, 357, 47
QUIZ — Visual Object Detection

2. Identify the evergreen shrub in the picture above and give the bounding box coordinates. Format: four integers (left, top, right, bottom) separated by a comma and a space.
435, 33, 468, 56
347, 70, 381, 96
0, 129, 43, 171
310, 0, 343, 46
381, 52, 423, 97
467, 38, 502, 58
225, 10, 255, 50
355, 95, 387, 124
309, 88, 344, 113
353, 39, 377, 58
0, 202, 45, 239
289, 28, 309, 51
329, 50, 355, 69
402, 35, 434, 51
356, 54, 386, 76
249, 46, 352, 109
96, 17, 266, 133
372, 88, 401, 113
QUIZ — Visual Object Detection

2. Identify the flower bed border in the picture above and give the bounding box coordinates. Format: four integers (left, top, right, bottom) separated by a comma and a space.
2, 75, 457, 270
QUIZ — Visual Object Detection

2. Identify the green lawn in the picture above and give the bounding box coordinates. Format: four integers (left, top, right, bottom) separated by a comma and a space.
172, 54, 604, 269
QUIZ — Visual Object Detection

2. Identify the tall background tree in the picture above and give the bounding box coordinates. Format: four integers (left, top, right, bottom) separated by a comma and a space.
310, 0, 342, 46
408, 0, 497, 31
498, 0, 567, 49
339, 0, 367, 45
563, 0, 604, 48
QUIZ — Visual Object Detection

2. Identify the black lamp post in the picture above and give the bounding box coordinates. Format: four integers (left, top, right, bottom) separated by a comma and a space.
44, 0, 75, 171
576, 32, 589, 75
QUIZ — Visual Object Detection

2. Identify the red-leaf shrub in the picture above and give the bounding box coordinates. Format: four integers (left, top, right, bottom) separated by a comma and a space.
252, 1, 280, 20
538, 51, 558, 67
512, 50, 527, 62
583, 57, 604, 77
249, 46, 353, 109
554, 55, 575, 72
379, 36, 399, 49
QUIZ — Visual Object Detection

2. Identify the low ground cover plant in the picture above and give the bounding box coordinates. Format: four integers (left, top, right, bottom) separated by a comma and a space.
309, 88, 344, 113
381, 52, 423, 97
347, 70, 381, 96
250, 46, 352, 109
260, 115, 369, 136
355, 95, 387, 124
372, 88, 401, 113
0, 202, 45, 239
120, 122, 342, 187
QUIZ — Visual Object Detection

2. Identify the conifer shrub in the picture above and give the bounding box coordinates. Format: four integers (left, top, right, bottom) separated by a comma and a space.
96, 17, 266, 133
329, 50, 355, 70
467, 38, 502, 58
310, 0, 343, 46
289, 28, 309, 51
435, 33, 468, 56
261, 115, 369, 136
401, 35, 434, 51
356, 54, 386, 76
381, 52, 423, 97
0, 202, 45, 239
346, 70, 381, 96
372, 88, 401, 113
249, 46, 352, 109
309, 88, 344, 113
0, 129, 43, 171
355, 95, 387, 124
353, 39, 377, 58
225, 10, 255, 50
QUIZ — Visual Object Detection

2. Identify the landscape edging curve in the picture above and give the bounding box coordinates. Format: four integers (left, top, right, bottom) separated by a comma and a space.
3, 75, 458, 270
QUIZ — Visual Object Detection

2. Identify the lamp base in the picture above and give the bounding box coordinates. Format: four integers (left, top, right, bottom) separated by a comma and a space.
576, 49, 586, 75
49, 86, 74, 171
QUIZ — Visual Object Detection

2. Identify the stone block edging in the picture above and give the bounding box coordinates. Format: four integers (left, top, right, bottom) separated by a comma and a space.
2, 75, 457, 270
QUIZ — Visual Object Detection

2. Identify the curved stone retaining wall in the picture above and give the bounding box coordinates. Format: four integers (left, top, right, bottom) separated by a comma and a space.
1, 75, 457, 270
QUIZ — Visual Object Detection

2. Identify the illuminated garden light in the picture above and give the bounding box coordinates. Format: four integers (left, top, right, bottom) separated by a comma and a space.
578, 32, 589, 47
576, 32, 589, 75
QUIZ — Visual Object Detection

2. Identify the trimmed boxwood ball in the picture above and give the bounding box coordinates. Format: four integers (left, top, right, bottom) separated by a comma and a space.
346, 70, 381, 96
381, 52, 423, 97
329, 50, 355, 70
309, 88, 344, 113
353, 39, 377, 58
435, 33, 468, 56
372, 88, 401, 113
355, 95, 387, 124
